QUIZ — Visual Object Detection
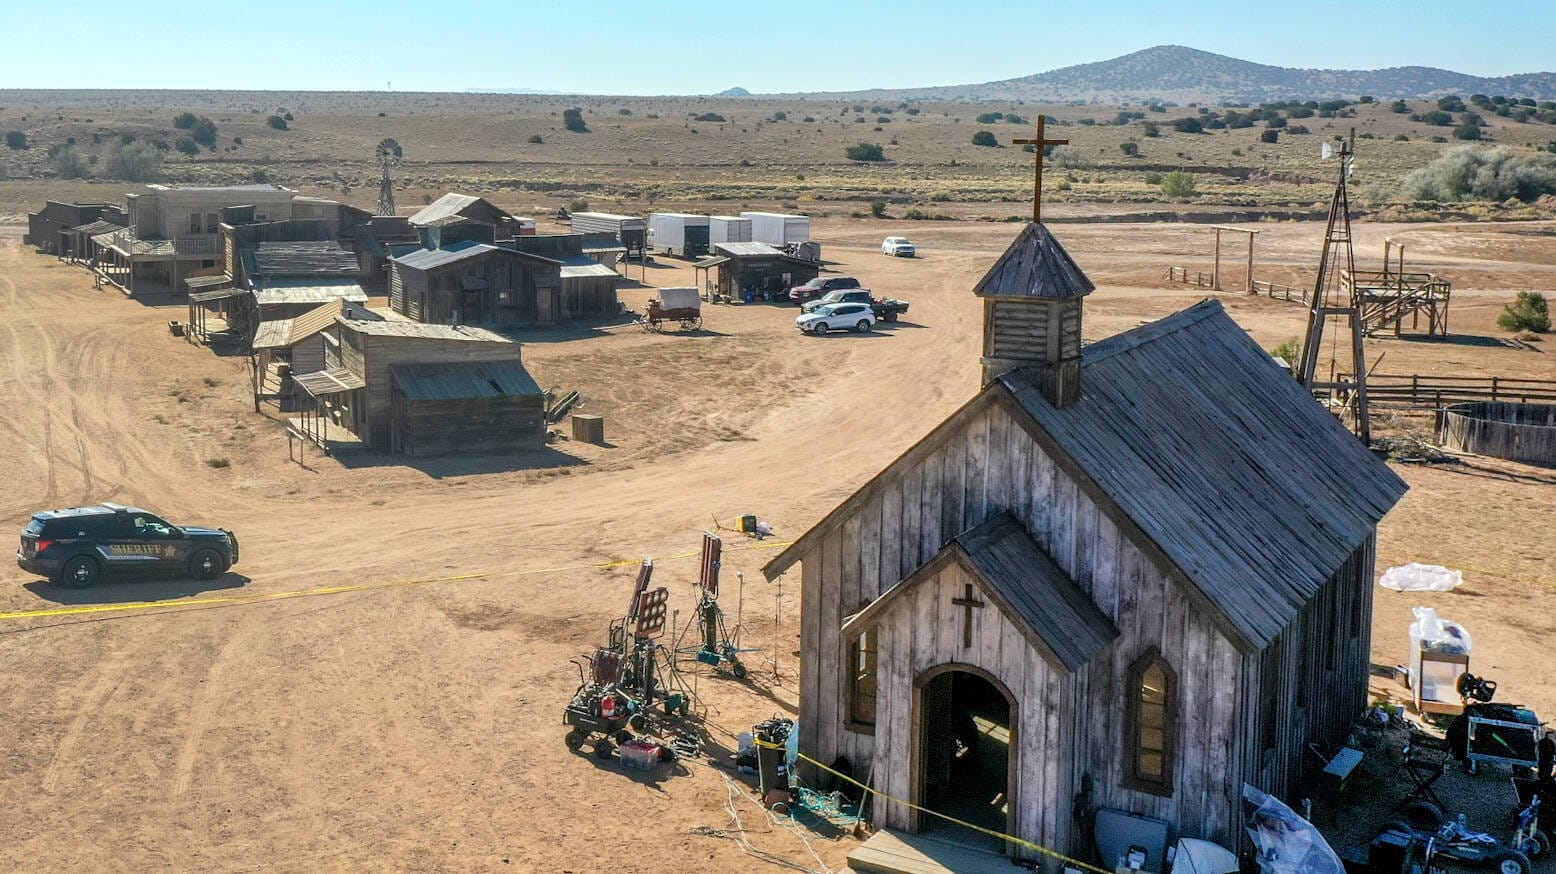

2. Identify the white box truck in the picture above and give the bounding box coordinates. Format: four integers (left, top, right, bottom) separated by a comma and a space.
740, 212, 810, 247
647, 213, 711, 258
708, 216, 752, 245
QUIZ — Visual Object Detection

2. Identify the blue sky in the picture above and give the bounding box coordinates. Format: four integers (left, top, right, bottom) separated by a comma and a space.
2, 0, 1551, 94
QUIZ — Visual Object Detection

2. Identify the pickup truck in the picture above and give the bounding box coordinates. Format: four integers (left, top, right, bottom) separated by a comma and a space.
787, 276, 860, 306
800, 289, 910, 322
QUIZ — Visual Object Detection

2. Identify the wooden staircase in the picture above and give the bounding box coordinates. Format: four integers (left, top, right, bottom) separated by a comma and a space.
846, 830, 1019, 874
1343, 269, 1452, 337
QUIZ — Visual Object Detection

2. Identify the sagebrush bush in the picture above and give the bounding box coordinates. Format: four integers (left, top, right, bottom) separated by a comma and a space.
845, 142, 886, 161
1400, 146, 1556, 202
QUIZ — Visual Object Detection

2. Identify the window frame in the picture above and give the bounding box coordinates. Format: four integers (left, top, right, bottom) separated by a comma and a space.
1122, 647, 1177, 796
845, 626, 878, 733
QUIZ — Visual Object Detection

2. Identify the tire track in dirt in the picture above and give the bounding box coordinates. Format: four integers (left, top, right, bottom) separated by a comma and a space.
40, 639, 140, 794
171, 621, 257, 799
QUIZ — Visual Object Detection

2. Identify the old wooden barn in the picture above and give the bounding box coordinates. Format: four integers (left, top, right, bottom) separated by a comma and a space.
389, 241, 563, 327
25, 201, 124, 256
763, 220, 1408, 864
407, 193, 529, 249
293, 315, 532, 453
389, 359, 545, 456
506, 234, 622, 318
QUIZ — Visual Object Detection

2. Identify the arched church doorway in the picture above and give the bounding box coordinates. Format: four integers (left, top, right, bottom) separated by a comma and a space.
915, 665, 1016, 848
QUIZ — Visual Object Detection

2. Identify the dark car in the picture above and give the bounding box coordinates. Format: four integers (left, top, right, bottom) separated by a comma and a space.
787, 275, 861, 306
17, 503, 239, 588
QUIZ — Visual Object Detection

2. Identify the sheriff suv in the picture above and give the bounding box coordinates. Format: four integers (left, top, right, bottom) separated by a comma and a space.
17, 503, 239, 588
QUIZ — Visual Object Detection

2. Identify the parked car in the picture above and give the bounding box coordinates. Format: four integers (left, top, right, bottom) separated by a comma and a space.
801, 289, 911, 321
796, 302, 876, 334
16, 503, 239, 588
882, 236, 916, 257
787, 275, 860, 306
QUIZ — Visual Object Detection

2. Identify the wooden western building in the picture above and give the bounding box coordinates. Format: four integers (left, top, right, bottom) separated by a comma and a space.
292, 314, 539, 454
389, 241, 563, 327
763, 221, 1407, 863
506, 234, 622, 318
407, 193, 532, 250
697, 242, 820, 301
26, 201, 124, 257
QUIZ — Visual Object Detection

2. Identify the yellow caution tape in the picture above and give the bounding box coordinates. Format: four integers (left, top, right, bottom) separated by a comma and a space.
753, 738, 1116, 874
0, 539, 793, 622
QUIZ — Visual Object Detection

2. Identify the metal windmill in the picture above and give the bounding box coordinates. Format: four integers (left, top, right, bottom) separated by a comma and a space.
374, 138, 402, 216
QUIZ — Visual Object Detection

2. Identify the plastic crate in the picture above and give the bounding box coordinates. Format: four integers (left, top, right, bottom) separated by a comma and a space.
619, 740, 661, 771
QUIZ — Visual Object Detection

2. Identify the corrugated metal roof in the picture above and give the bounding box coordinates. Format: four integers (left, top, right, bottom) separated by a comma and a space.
253, 278, 368, 306
560, 262, 618, 279
714, 242, 783, 258
570, 212, 644, 224
390, 359, 540, 402
189, 286, 249, 303
251, 241, 360, 277
407, 193, 506, 226
693, 256, 730, 269
391, 241, 495, 271
184, 275, 233, 290
293, 367, 365, 396
1001, 299, 1408, 648
253, 299, 369, 350
335, 316, 513, 343
72, 220, 124, 235
972, 222, 1095, 299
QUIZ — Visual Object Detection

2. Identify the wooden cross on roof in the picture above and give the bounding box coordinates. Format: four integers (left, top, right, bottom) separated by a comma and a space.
1013, 114, 1069, 224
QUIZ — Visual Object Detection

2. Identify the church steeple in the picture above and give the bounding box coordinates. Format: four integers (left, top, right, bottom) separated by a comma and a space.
973, 116, 1094, 407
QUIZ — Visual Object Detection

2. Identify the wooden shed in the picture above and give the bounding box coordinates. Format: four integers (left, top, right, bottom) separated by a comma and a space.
389, 359, 545, 456
762, 221, 1408, 862
389, 241, 562, 327
321, 316, 525, 451
703, 242, 819, 301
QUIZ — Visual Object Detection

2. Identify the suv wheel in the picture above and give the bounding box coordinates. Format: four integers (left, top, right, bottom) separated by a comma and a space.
856, 320, 871, 333
812, 322, 828, 334
61, 556, 100, 589
190, 549, 227, 581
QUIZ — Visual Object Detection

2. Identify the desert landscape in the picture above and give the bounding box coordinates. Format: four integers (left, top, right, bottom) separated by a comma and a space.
1, 43, 1555, 874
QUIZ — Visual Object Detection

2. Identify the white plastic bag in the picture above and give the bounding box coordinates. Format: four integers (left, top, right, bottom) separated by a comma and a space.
1379, 563, 1463, 592
1242, 785, 1344, 874
1407, 607, 1471, 699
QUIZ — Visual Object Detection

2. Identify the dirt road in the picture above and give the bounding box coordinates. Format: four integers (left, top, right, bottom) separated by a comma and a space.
0, 220, 1552, 872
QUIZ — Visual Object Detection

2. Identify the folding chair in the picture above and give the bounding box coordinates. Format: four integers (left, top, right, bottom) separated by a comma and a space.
1399, 733, 1447, 809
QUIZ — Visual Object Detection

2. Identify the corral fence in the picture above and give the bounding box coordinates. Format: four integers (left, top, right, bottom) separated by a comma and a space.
1360, 374, 1556, 411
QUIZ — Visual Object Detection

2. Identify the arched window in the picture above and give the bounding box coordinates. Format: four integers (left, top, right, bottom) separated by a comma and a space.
1124, 649, 1177, 796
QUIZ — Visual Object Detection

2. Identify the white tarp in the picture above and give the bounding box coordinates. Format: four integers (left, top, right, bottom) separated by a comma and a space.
1380, 562, 1463, 592
1242, 785, 1344, 874
656, 287, 701, 311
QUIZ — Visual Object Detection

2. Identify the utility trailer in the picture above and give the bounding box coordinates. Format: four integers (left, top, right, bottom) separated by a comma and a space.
647, 213, 711, 259
740, 212, 810, 247
570, 212, 647, 261
708, 216, 752, 245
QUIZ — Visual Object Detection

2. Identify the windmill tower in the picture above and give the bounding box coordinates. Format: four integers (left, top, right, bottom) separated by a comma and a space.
375, 138, 402, 217
1297, 130, 1370, 444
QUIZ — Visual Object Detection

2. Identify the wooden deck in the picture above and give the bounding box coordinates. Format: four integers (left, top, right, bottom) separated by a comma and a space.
846, 830, 1016, 874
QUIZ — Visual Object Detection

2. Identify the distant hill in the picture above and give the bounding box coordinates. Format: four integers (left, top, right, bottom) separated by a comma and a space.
716, 86, 751, 97
791, 46, 1556, 103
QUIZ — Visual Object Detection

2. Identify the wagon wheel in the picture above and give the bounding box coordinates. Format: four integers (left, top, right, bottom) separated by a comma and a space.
644, 316, 663, 333
682, 315, 703, 330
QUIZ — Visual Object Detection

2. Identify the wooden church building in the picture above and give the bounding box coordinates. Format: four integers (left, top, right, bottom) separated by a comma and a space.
763, 221, 1407, 861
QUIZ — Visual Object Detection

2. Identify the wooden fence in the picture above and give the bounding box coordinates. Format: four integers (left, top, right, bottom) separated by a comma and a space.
1251, 279, 1310, 305
1165, 266, 1217, 288
1361, 373, 1556, 410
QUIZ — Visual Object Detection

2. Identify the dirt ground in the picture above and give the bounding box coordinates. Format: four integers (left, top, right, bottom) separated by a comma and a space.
0, 217, 1553, 872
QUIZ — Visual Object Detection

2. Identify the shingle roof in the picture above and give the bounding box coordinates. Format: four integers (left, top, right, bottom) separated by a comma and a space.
250, 241, 360, 277
972, 222, 1095, 299
1000, 298, 1407, 648
335, 315, 512, 343
391, 359, 540, 402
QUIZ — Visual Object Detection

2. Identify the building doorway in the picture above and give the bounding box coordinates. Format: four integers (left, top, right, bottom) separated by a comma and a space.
916, 665, 1015, 849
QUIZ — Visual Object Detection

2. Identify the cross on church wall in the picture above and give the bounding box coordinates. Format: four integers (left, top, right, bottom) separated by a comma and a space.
1012, 114, 1069, 224
952, 582, 985, 649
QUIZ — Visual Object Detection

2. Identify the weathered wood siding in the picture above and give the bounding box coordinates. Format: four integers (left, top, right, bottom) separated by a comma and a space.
389, 392, 544, 456
359, 335, 525, 450
389, 267, 406, 314
292, 334, 326, 375
795, 400, 1250, 853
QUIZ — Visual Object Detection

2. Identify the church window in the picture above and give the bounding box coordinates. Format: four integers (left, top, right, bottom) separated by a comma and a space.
1124, 649, 1176, 795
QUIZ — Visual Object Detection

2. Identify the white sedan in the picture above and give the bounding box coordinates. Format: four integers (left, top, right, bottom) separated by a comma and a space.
882, 236, 916, 257
796, 302, 876, 334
